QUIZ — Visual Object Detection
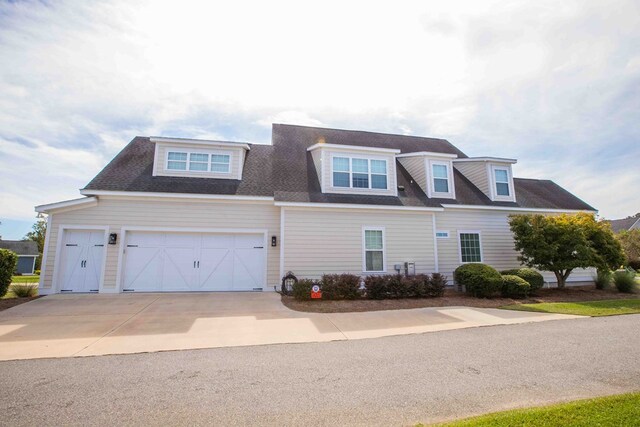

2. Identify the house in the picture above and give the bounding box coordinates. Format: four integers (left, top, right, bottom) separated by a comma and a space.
606, 214, 640, 233
35, 124, 596, 294
0, 240, 38, 275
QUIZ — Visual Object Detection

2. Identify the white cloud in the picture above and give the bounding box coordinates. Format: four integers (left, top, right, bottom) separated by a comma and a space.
0, 0, 638, 220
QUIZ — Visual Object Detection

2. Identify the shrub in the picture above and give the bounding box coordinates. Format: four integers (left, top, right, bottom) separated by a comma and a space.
594, 269, 612, 290
501, 275, 531, 298
454, 263, 503, 298
613, 270, 637, 293
292, 278, 317, 300
426, 273, 447, 297
34, 269, 41, 276
364, 275, 389, 299
320, 274, 361, 300
629, 260, 640, 271
500, 268, 544, 294
11, 284, 38, 298
0, 249, 18, 298
401, 274, 427, 298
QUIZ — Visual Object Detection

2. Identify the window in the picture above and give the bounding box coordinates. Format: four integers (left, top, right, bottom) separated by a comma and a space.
459, 232, 482, 263
494, 168, 510, 196
332, 156, 388, 190
432, 163, 449, 193
211, 154, 230, 173
167, 152, 187, 170
436, 231, 449, 238
189, 153, 209, 171
363, 227, 385, 272
166, 150, 230, 173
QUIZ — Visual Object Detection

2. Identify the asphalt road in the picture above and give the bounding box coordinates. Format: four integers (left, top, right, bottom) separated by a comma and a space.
1, 314, 639, 426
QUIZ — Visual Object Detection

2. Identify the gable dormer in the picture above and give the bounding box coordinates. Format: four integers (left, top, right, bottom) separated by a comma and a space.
307, 141, 399, 196
397, 152, 458, 199
151, 137, 250, 180
453, 157, 517, 202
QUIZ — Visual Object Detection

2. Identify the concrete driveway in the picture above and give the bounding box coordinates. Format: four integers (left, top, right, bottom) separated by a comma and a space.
0, 292, 581, 361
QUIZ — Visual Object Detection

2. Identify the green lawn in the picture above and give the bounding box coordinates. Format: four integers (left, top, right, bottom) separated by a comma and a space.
432, 392, 640, 427
501, 299, 640, 317
10, 275, 40, 284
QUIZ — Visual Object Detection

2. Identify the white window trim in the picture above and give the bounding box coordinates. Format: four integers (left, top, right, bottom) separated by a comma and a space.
330, 154, 389, 191
362, 226, 386, 273
457, 230, 483, 264
165, 147, 232, 174
487, 164, 516, 202
425, 159, 456, 199
436, 230, 450, 238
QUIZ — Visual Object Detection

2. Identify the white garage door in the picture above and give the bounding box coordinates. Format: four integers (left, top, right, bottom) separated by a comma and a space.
58, 230, 106, 293
121, 232, 266, 292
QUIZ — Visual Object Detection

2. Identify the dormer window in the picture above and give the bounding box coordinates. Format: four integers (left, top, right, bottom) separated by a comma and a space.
166, 150, 231, 174
332, 156, 388, 190
494, 168, 510, 196
432, 163, 450, 193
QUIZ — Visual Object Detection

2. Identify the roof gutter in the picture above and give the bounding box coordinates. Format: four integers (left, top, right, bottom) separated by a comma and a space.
274, 201, 443, 212
440, 204, 597, 214
79, 189, 274, 202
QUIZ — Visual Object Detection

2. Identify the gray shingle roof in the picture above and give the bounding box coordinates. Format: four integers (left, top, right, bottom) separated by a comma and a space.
607, 215, 640, 233
0, 240, 38, 255
82, 124, 596, 212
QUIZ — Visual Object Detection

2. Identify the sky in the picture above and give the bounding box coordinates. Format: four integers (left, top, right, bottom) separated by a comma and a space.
1, 0, 639, 239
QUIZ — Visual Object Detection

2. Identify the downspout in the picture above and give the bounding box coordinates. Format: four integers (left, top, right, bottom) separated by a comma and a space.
432, 213, 439, 273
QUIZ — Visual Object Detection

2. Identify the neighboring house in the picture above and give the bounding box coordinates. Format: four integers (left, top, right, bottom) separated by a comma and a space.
605, 214, 640, 233
35, 124, 596, 294
0, 240, 38, 275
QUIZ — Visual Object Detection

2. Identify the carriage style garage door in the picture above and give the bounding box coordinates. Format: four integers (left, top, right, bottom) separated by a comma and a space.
121, 231, 266, 292
58, 230, 106, 293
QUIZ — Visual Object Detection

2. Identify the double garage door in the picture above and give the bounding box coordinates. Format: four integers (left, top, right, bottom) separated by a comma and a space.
122, 231, 266, 292
56, 229, 266, 292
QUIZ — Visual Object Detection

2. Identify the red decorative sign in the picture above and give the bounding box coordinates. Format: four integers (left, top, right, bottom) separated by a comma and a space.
311, 284, 322, 299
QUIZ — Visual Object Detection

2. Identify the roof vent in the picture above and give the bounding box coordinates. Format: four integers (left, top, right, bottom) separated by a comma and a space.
397, 185, 405, 191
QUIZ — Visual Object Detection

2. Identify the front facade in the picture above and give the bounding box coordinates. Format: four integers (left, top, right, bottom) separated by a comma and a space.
36, 124, 596, 294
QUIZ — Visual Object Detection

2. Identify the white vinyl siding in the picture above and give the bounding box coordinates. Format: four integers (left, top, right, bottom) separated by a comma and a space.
453, 162, 490, 197
41, 198, 280, 292
397, 156, 427, 194
283, 208, 434, 279
435, 208, 595, 285
154, 142, 243, 180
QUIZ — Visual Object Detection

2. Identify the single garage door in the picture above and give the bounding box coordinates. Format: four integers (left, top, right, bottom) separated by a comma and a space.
121, 231, 266, 292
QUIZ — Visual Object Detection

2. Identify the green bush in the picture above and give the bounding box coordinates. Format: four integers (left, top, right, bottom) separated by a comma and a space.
34, 269, 41, 276
320, 274, 361, 300
595, 269, 612, 290
426, 273, 447, 297
292, 278, 317, 300
613, 269, 637, 293
455, 263, 503, 298
0, 249, 18, 298
501, 274, 531, 298
11, 284, 38, 298
364, 275, 388, 299
500, 268, 544, 294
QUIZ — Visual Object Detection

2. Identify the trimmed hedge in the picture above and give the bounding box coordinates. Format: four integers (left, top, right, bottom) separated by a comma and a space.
364, 274, 447, 299
500, 268, 544, 294
0, 249, 18, 298
501, 274, 531, 298
455, 263, 502, 298
613, 269, 637, 293
292, 278, 316, 300
320, 274, 361, 300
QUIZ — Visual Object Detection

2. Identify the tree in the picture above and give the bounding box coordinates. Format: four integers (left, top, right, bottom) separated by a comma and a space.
23, 215, 47, 270
508, 213, 626, 288
617, 229, 640, 268
23, 216, 47, 253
